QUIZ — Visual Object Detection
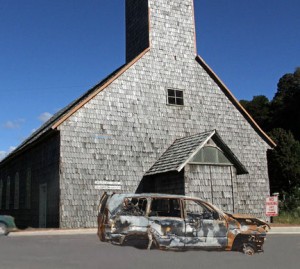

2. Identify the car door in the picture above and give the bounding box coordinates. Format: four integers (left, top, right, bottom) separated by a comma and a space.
184, 199, 228, 249
148, 197, 185, 249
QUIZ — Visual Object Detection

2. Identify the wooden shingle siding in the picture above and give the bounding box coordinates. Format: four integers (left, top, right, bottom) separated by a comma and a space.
58, 46, 270, 227
0, 133, 60, 228
0, 0, 271, 228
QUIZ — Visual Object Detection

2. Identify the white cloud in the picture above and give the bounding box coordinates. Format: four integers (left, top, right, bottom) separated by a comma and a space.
38, 112, 53, 123
0, 151, 6, 161
8, 146, 16, 152
3, 119, 25, 129
0, 146, 16, 161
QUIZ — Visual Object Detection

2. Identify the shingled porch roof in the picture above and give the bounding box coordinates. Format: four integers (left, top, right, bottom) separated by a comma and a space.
145, 130, 248, 176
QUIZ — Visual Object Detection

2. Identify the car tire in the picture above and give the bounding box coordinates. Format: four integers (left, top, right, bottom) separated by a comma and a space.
0, 222, 9, 236
243, 243, 256, 256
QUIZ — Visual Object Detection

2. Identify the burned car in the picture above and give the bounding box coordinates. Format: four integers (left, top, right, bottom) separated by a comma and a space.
97, 193, 270, 255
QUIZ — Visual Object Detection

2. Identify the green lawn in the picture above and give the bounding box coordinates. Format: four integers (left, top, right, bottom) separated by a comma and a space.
273, 209, 300, 224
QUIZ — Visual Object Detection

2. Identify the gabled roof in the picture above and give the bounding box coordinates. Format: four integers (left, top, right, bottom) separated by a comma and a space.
195, 55, 276, 148
145, 130, 248, 176
0, 47, 274, 165
0, 48, 150, 165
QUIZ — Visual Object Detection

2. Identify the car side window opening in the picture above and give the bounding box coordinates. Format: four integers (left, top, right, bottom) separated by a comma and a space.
150, 198, 181, 217
121, 197, 148, 216
184, 199, 218, 221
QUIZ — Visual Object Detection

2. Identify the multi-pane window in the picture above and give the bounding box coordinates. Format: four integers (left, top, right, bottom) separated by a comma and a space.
6, 176, 10, 210
189, 146, 232, 165
14, 173, 19, 210
0, 180, 3, 209
167, 89, 184, 106
26, 168, 31, 209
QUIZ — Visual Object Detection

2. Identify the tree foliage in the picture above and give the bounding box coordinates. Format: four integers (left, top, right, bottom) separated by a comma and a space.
271, 68, 300, 141
240, 68, 300, 209
268, 129, 300, 194
240, 95, 271, 131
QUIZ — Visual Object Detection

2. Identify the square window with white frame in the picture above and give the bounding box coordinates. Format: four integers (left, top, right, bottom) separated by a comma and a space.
167, 89, 184, 106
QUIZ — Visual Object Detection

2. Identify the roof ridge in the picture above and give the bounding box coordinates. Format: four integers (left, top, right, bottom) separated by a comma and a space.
195, 55, 276, 148
0, 48, 150, 165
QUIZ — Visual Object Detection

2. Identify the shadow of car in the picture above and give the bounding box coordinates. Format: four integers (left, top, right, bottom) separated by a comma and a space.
97, 193, 270, 256
0, 215, 17, 236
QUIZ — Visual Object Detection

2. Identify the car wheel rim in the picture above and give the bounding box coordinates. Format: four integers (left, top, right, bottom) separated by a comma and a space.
243, 244, 255, 256
0, 223, 7, 235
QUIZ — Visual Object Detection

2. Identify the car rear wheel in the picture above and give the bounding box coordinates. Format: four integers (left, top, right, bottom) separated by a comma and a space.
0, 222, 9, 236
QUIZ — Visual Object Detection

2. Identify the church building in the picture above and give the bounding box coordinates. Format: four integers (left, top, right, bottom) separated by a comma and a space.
0, 0, 275, 228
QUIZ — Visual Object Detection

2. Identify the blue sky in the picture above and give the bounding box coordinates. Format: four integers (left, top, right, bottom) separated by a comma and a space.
1, 0, 299, 159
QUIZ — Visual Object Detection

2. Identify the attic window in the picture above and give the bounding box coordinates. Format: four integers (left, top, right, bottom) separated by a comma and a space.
167, 89, 184, 106
189, 146, 232, 165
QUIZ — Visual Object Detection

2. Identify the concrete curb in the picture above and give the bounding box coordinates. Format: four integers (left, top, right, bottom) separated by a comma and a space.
9, 227, 300, 237
268, 227, 300, 234
10, 228, 97, 237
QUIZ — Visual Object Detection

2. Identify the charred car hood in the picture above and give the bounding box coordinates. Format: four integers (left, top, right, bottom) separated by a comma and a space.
228, 214, 270, 230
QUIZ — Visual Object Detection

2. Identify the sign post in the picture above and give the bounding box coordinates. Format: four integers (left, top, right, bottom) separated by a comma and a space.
266, 196, 279, 217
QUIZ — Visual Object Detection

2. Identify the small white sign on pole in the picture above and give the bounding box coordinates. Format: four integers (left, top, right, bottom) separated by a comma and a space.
94, 180, 122, 190
266, 196, 279, 217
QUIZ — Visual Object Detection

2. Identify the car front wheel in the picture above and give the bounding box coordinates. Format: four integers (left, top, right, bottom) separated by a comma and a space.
0, 222, 9, 236
243, 243, 256, 256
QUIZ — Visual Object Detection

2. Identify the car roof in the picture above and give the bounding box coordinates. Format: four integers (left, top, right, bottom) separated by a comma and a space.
105, 193, 224, 216
109, 193, 208, 202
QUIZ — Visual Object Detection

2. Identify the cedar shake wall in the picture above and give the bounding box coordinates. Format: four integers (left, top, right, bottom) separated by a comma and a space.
56, 0, 270, 228
58, 51, 270, 228
0, 133, 60, 228
184, 165, 238, 213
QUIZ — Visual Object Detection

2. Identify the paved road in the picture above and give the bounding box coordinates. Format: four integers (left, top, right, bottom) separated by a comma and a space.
0, 234, 299, 269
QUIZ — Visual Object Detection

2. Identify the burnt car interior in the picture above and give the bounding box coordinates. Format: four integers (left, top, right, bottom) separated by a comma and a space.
121, 197, 148, 216
149, 198, 181, 217
184, 199, 220, 221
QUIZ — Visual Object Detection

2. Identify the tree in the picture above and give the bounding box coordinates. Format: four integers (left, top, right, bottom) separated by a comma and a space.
240, 95, 271, 131
267, 128, 300, 208
271, 67, 300, 141
240, 68, 300, 209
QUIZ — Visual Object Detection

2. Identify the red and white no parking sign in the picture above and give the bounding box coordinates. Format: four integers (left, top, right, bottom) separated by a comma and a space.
266, 196, 279, 217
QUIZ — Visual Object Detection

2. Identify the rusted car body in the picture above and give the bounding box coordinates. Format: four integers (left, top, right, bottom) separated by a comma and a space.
97, 193, 270, 255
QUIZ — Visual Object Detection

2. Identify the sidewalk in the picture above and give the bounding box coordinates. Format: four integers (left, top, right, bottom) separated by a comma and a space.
9, 226, 300, 237
10, 228, 97, 237
269, 226, 300, 234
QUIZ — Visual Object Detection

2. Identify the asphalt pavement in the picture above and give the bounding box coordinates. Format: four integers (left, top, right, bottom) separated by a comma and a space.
1, 234, 300, 269
9, 225, 300, 237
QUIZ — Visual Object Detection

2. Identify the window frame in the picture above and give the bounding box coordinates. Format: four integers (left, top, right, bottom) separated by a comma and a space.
26, 168, 31, 209
6, 176, 10, 210
183, 198, 224, 221
166, 88, 184, 106
14, 172, 20, 210
149, 197, 183, 218
0, 179, 3, 209
188, 145, 233, 166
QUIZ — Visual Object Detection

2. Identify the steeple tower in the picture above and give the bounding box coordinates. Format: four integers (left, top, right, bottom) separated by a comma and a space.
126, 0, 197, 62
